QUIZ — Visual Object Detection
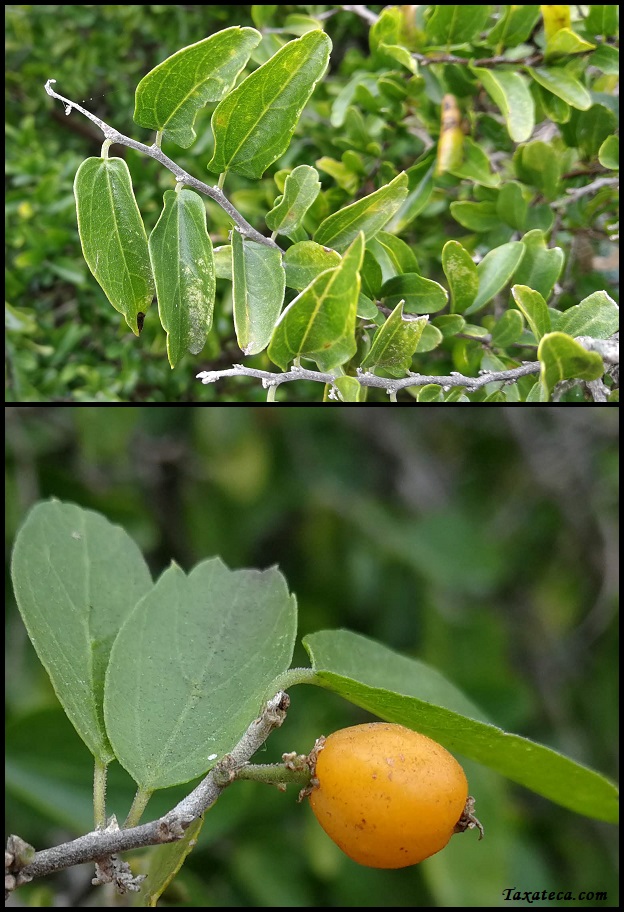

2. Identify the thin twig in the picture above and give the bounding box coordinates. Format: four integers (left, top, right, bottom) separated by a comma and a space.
44, 80, 280, 250
5, 692, 290, 896
551, 177, 619, 209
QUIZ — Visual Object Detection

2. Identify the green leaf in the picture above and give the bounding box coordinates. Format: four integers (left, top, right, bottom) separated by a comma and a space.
465, 242, 525, 315
512, 284, 551, 341
425, 5, 492, 45
585, 5, 619, 37
470, 67, 535, 142
232, 230, 285, 355
416, 322, 444, 352
496, 181, 528, 231
385, 157, 435, 234
314, 172, 408, 253
450, 200, 500, 231
268, 232, 364, 371
381, 272, 448, 315
361, 303, 427, 376
514, 229, 564, 302
556, 290, 619, 340
490, 308, 524, 347
74, 157, 154, 336
527, 65, 592, 110
133, 28, 262, 148
283, 241, 341, 290
448, 136, 501, 188
148, 189, 215, 368
485, 5, 540, 47
590, 44, 620, 74
265, 165, 321, 238
367, 230, 418, 284
105, 558, 296, 791
538, 332, 604, 400
333, 375, 366, 402
599, 135, 619, 170
303, 629, 618, 823
513, 141, 561, 199
214, 244, 233, 280
575, 104, 618, 160
208, 30, 331, 179
432, 314, 466, 337
11, 500, 153, 765
545, 28, 595, 61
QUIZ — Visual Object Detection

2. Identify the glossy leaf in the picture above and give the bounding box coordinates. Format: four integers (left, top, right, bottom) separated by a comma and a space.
555, 291, 619, 340
268, 232, 364, 371
538, 332, 604, 400
284, 241, 341, 290
265, 165, 321, 237
490, 309, 524, 347
486, 5, 540, 47
361, 303, 427, 376
514, 229, 564, 301
381, 272, 448, 315
314, 172, 408, 252
496, 181, 528, 231
450, 200, 500, 231
585, 5, 619, 37
332, 375, 366, 402
134, 28, 262, 147
470, 67, 535, 142
208, 30, 331, 179
74, 157, 154, 336
442, 240, 479, 314
232, 230, 285, 355
449, 137, 501, 188
513, 141, 561, 199
545, 28, 595, 60
367, 231, 418, 284
527, 65, 591, 110
105, 558, 297, 791
11, 500, 153, 765
425, 5, 492, 45
465, 242, 525, 315
148, 189, 215, 368
385, 157, 435, 234
416, 323, 444, 352
511, 284, 551, 341
599, 135, 619, 170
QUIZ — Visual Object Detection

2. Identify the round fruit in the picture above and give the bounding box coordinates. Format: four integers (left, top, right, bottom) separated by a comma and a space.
308, 722, 469, 868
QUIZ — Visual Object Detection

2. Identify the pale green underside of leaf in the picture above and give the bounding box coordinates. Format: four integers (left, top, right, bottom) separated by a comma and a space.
314, 172, 408, 252
74, 157, 155, 336
148, 189, 215, 368
268, 232, 364, 371
232, 230, 285, 355
133, 27, 262, 147
470, 66, 535, 143
104, 558, 297, 791
208, 30, 331, 179
11, 500, 153, 764
303, 630, 618, 823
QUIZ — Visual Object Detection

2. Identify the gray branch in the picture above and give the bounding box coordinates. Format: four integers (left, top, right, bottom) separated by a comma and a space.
44, 80, 280, 250
197, 360, 543, 395
6, 692, 290, 895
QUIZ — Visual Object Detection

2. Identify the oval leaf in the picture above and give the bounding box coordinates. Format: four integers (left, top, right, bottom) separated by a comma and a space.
74, 157, 154, 336
556, 290, 619, 340
527, 65, 592, 110
105, 558, 297, 791
381, 272, 448, 315
465, 242, 525, 315
284, 241, 341, 290
134, 28, 262, 147
512, 284, 552, 341
265, 165, 321, 237
232, 230, 285, 355
208, 30, 331, 179
314, 172, 408, 253
442, 240, 479, 313
148, 188, 215, 368
11, 500, 153, 765
538, 332, 604, 400
470, 67, 535, 142
268, 232, 364, 371
361, 303, 427, 376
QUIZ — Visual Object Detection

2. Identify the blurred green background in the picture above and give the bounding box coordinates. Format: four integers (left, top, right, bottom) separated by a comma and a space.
5, 406, 619, 907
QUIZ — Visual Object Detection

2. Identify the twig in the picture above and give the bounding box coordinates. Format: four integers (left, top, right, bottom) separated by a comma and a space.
5, 692, 291, 896
551, 177, 619, 209
44, 80, 280, 250
197, 360, 543, 395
